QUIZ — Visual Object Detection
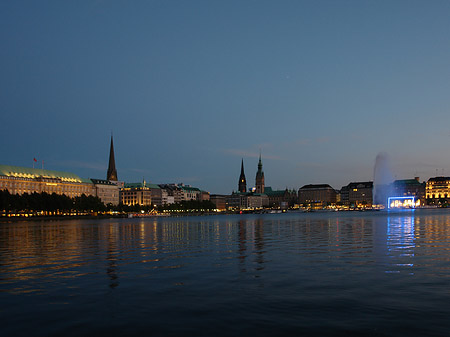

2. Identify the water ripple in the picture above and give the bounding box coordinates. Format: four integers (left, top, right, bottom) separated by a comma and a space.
2, 210, 450, 335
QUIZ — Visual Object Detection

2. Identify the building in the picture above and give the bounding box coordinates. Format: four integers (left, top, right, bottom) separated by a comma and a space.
264, 187, 295, 208
298, 184, 337, 207
158, 184, 183, 204
210, 194, 227, 210
0, 164, 95, 198
227, 193, 269, 210
227, 157, 270, 210
247, 194, 268, 208
107, 135, 118, 181
426, 177, 450, 205
120, 181, 161, 207
255, 154, 265, 194
179, 185, 201, 201
91, 179, 120, 206
160, 188, 172, 205
200, 190, 210, 201
340, 181, 373, 207
238, 159, 247, 193
392, 178, 425, 204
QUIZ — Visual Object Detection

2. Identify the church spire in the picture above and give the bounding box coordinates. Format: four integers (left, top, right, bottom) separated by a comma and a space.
107, 134, 118, 181
238, 158, 247, 193
255, 152, 264, 194
258, 152, 262, 171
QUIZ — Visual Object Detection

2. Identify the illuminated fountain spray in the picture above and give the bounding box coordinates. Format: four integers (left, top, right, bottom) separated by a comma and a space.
373, 152, 394, 207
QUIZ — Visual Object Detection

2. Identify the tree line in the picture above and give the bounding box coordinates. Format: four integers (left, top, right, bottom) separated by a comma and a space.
0, 189, 217, 215
0, 190, 106, 214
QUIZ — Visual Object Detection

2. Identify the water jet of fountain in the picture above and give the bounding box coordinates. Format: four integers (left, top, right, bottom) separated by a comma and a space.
373, 152, 394, 207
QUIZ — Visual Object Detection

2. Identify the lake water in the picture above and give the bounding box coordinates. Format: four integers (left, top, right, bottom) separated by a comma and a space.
2, 209, 450, 336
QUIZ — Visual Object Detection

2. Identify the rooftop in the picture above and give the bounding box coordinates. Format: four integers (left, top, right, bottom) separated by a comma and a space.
393, 179, 424, 186
343, 181, 373, 189
180, 186, 201, 192
299, 184, 334, 190
0, 164, 90, 183
264, 187, 288, 196
91, 178, 117, 186
427, 176, 450, 182
124, 182, 161, 189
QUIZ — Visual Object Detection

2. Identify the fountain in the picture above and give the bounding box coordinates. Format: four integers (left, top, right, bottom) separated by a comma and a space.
373, 152, 394, 207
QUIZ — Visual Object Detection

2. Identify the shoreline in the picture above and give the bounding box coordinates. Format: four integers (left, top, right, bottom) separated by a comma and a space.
1, 206, 449, 223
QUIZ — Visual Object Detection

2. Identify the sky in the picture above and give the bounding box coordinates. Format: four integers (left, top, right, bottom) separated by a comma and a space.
2, 0, 450, 194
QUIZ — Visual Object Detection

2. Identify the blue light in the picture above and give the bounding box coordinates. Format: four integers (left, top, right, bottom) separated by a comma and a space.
387, 196, 416, 209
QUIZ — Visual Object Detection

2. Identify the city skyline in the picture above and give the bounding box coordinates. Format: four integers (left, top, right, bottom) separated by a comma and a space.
2, 1, 450, 194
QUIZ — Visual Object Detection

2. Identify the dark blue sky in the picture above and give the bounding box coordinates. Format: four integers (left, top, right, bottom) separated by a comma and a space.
2, 1, 450, 194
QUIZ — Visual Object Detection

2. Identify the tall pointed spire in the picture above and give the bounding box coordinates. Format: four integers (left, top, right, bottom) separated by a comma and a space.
255, 152, 264, 194
238, 158, 247, 193
107, 134, 118, 181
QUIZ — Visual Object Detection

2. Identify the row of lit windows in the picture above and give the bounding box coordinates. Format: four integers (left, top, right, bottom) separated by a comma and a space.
0, 181, 91, 191
121, 192, 152, 196
427, 194, 449, 199
1, 185, 93, 197
98, 192, 117, 196
122, 198, 151, 202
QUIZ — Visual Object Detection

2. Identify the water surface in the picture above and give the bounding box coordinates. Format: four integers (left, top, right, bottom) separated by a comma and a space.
1, 209, 450, 336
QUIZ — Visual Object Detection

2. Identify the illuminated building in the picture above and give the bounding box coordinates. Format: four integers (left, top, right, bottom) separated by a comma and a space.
210, 194, 227, 210
238, 159, 247, 193
298, 184, 337, 207
340, 181, 373, 207
255, 154, 265, 194
120, 182, 209, 206
91, 179, 120, 206
227, 193, 269, 209
426, 176, 450, 205
392, 178, 425, 204
160, 188, 172, 205
179, 185, 201, 201
388, 196, 417, 209
120, 181, 161, 207
158, 184, 183, 204
0, 164, 95, 198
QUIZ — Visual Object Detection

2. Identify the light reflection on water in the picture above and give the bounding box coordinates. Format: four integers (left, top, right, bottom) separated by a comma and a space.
2, 210, 450, 335
386, 212, 416, 273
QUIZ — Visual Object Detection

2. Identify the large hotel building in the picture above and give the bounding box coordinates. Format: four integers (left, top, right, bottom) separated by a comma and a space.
0, 165, 95, 198
0, 165, 120, 205
0, 136, 121, 205
0, 136, 211, 208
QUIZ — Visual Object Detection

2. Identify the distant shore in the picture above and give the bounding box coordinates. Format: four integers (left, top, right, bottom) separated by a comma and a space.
2, 206, 449, 223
